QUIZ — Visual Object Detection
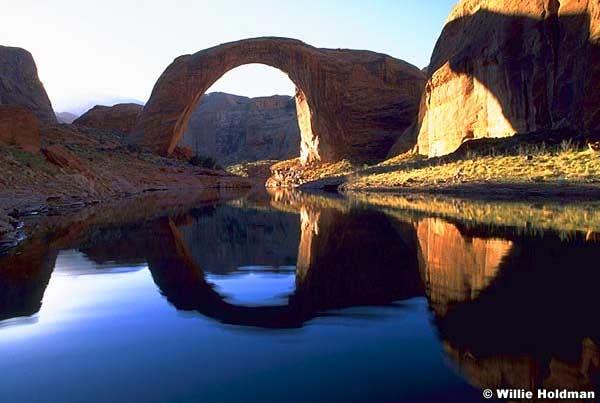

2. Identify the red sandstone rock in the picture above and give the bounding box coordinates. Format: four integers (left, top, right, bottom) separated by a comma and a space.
395, 0, 600, 158
132, 37, 426, 164
172, 145, 193, 160
0, 46, 57, 125
0, 105, 41, 153
74, 103, 143, 134
42, 144, 92, 176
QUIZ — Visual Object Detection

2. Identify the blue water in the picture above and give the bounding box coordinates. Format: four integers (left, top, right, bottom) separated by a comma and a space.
0, 194, 597, 402
0, 250, 478, 403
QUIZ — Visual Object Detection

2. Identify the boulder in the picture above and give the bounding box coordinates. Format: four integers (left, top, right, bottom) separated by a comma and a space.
0, 105, 41, 153
400, 0, 600, 158
74, 103, 143, 134
0, 46, 57, 124
42, 144, 92, 176
132, 37, 426, 164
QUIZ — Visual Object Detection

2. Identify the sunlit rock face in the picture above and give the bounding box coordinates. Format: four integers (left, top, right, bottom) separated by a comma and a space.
0, 105, 40, 153
0, 46, 57, 125
402, 0, 600, 157
132, 37, 426, 164
179, 92, 300, 164
73, 103, 143, 134
416, 218, 512, 315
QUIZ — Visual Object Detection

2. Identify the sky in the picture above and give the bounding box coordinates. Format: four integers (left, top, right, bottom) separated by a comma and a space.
2, 0, 456, 114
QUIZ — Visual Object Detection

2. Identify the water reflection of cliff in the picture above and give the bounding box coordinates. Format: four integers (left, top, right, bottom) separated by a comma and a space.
0, 189, 598, 393
178, 205, 299, 274
435, 230, 600, 395
416, 217, 513, 316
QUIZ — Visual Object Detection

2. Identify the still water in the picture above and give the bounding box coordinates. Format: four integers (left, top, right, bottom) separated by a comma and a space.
0, 190, 598, 402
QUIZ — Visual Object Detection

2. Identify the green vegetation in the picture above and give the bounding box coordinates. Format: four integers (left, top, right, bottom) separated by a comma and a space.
0, 146, 56, 175
189, 155, 221, 170
344, 141, 599, 191
226, 160, 278, 178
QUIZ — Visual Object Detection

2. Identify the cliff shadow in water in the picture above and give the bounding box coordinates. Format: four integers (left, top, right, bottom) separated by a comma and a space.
430, 226, 600, 393
0, 238, 57, 322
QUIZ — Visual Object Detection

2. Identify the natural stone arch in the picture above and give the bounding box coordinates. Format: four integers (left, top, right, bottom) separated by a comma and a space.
132, 37, 426, 164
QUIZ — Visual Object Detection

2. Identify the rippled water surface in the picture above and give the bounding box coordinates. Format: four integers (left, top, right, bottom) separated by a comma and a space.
0, 190, 598, 402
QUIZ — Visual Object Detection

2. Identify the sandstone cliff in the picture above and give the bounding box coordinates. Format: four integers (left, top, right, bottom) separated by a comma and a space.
73, 103, 143, 134
179, 92, 300, 164
395, 0, 600, 157
0, 105, 40, 153
0, 46, 56, 124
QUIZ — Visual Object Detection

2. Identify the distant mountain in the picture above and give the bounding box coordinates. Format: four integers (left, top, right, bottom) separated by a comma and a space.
73, 103, 143, 133
56, 112, 78, 124
179, 92, 300, 165
59, 96, 145, 116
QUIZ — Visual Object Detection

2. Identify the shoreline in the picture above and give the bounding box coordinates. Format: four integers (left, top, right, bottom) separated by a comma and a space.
340, 181, 600, 202
0, 183, 254, 254
4, 179, 600, 255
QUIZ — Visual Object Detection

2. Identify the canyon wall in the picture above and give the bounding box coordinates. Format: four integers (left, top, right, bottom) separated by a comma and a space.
0, 105, 40, 153
0, 46, 56, 125
396, 0, 600, 157
179, 92, 300, 164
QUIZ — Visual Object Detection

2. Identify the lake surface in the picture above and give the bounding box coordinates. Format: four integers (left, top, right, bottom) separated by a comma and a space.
0, 190, 598, 402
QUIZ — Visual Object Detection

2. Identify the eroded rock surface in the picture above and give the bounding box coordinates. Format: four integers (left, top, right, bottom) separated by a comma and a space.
401, 0, 600, 157
179, 92, 300, 164
133, 37, 425, 164
0, 105, 41, 153
0, 46, 56, 124
74, 103, 143, 134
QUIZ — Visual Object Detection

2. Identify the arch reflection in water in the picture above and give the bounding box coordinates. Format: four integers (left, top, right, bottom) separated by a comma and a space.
143, 203, 422, 328
0, 190, 599, 400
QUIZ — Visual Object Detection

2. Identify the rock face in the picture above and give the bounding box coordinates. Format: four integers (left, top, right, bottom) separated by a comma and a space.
74, 103, 143, 134
0, 105, 41, 153
404, 0, 600, 157
179, 92, 300, 164
132, 37, 426, 164
0, 46, 56, 124
42, 144, 94, 178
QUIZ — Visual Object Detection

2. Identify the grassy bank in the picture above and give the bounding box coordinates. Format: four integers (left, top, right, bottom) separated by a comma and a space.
344, 146, 600, 193
269, 139, 600, 198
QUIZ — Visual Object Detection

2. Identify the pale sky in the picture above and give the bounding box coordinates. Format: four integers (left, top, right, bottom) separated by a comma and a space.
2, 0, 456, 113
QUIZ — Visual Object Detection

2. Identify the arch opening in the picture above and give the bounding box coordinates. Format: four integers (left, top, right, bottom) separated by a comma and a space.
176, 63, 318, 168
